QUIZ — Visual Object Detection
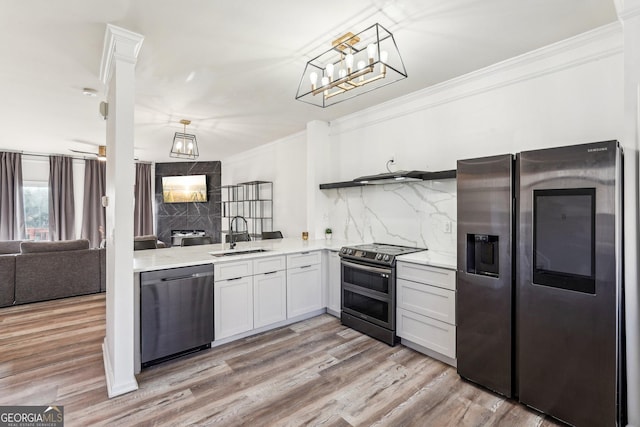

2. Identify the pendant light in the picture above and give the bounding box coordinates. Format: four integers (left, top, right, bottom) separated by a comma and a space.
170, 119, 199, 160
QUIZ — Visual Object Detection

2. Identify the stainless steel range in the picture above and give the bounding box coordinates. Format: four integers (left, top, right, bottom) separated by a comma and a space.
339, 243, 425, 345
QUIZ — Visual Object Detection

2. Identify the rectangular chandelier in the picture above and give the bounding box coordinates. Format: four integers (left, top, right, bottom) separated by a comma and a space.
295, 23, 407, 108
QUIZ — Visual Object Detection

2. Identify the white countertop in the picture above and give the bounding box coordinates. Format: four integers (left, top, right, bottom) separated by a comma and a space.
133, 238, 354, 272
133, 238, 458, 272
396, 250, 457, 271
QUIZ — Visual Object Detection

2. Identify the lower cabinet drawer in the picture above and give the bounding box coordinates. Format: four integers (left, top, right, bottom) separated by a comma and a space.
397, 308, 456, 359
286, 251, 321, 269
397, 278, 456, 325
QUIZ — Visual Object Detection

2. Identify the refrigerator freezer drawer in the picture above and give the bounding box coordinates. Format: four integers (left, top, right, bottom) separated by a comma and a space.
397, 278, 456, 325
397, 307, 456, 359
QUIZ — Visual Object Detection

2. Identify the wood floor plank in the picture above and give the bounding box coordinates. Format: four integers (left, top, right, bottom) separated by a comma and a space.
0, 293, 567, 427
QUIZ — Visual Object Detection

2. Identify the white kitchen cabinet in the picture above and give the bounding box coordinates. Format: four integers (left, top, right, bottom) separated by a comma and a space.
253, 269, 287, 328
396, 261, 457, 365
215, 260, 253, 281
287, 251, 322, 269
397, 307, 456, 359
253, 255, 286, 275
287, 251, 323, 318
327, 250, 341, 316
214, 276, 254, 340
397, 262, 456, 291
397, 278, 455, 324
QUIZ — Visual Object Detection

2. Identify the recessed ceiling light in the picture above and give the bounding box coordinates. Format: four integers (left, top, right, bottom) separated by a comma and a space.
82, 88, 98, 97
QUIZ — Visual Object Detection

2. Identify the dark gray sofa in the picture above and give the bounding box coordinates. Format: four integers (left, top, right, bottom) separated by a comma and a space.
0, 255, 15, 307
0, 239, 105, 307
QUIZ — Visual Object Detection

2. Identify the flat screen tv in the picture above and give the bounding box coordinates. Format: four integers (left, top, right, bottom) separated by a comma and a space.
162, 175, 207, 203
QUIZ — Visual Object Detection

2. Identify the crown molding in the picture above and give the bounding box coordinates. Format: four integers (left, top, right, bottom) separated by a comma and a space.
99, 24, 144, 86
617, 0, 640, 20
329, 22, 623, 136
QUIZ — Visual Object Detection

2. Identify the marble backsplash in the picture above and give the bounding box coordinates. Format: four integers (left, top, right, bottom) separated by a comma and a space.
323, 179, 457, 255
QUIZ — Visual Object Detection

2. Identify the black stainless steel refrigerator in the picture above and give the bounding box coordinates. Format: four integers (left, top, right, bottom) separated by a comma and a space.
456, 140, 625, 426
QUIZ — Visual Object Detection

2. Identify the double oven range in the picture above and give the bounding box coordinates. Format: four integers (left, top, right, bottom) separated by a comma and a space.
339, 243, 425, 345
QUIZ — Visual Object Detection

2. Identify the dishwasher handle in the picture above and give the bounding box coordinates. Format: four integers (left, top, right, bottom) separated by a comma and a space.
141, 264, 214, 286
159, 272, 214, 282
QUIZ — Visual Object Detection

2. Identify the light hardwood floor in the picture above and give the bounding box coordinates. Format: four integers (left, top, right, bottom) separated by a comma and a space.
0, 294, 564, 426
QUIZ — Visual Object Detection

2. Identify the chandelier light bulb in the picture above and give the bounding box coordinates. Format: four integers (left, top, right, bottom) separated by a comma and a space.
309, 71, 318, 90
175, 140, 183, 150
345, 53, 354, 72
367, 43, 376, 61
321, 76, 329, 86
380, 50, 389, 73
339, 68, 347, 79
325, 63, 334, 79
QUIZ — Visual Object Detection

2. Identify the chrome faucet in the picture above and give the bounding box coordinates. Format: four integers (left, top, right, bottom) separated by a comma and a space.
229, 215, 248, 249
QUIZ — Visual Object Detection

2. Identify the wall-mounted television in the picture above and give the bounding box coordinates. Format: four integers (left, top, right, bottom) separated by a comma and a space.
162, 175, 208, 203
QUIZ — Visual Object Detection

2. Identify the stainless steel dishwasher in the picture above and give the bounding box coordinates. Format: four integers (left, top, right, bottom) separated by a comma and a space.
140, 264, 214, 368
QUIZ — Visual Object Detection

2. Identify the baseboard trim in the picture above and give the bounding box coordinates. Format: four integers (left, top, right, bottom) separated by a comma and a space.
400, 338, 457, 368
102, 338, 138, 398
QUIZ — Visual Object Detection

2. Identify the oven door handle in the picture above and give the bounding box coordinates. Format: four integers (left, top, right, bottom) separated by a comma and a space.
341, 260, 392, 276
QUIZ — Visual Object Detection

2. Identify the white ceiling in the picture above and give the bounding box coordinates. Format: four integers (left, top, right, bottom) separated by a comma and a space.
0, 0, 618, 162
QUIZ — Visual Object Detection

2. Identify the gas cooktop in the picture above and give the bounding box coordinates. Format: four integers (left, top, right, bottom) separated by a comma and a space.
339, 243, 426, 266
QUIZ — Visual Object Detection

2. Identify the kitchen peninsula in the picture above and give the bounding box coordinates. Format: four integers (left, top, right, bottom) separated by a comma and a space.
132, 238, 457, 374
133, 238, 351, 373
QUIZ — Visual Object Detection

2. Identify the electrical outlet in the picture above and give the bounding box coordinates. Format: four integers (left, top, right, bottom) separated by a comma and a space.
444, 221, 452, 233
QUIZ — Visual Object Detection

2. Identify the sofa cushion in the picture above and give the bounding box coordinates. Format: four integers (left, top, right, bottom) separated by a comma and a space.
0, 256, 15, 307
20, 239, 90, 254
0, 240, 22, 254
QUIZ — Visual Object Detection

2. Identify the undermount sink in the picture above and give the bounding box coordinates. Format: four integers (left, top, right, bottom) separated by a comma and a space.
209, 249, 269, 257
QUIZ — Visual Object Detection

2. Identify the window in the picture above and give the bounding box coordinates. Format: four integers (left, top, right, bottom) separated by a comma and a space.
23, 182, 49, 241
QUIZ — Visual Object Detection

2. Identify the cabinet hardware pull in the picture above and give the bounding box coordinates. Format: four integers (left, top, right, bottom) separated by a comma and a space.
227, 277, 243, 281
300, 265, 312, 269
264, 271, 277, 275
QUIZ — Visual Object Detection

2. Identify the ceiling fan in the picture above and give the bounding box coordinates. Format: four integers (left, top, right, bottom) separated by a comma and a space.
70, 145, 107, 161
69, 145, 140, 161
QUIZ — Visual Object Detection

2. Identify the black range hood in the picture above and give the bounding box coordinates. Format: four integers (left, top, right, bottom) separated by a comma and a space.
353, 170, 428, 185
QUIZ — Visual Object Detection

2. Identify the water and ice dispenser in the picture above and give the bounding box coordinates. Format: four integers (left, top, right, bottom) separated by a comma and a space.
466, 234, 499, 277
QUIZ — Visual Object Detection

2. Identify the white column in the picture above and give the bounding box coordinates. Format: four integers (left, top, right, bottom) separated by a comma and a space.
618, 1, 640, 425
99, 24, 144, 398
306, 120, 331, 239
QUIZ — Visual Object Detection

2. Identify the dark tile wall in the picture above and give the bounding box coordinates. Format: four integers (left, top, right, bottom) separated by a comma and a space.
155, 161, 221, 247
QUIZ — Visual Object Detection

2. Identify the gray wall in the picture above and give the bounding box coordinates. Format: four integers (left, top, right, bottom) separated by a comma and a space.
155, 161, 221, 247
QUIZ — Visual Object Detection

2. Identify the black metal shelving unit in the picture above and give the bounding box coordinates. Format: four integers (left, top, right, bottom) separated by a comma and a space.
221, 180, 273, 239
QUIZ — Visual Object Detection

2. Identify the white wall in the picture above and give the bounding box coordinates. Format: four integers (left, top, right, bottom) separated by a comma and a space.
313, 23, 623, 253
221, 131, 307, 240
221, 23, 623, 255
